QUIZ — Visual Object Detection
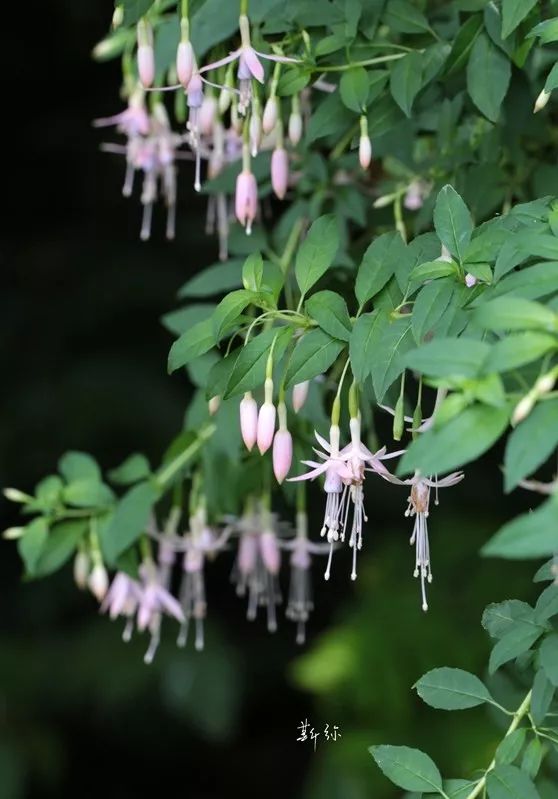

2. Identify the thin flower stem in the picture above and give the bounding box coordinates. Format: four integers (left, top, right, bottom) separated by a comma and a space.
155, 424, 216, 488
317, 52, 407, 71
240, 0, 248, 15
329, 120, 359, 160
463, 690, 532, 799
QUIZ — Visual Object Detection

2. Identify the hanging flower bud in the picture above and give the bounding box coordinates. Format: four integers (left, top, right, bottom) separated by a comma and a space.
262, 96, 279, 134
235, 146, 258, 234
271, 146, 289, 199
512, 392, 536, 426
249, 109, 262, 157
73, 550, 90, 590
137, 20, 155, 88
534, 88, 551, 113
288, 108, 303, 146
292, 381, 309, 413
465, 273, 478, 288
208, 395, 221, 415
257, 378, 276, 454
88, 562, 109, 601
219, 64, 235, 114
359, 134, 372, 170
177, 39, 195, 88
535, 370, 557, 395
240, 392, 258, 450
273, 403, 293, 483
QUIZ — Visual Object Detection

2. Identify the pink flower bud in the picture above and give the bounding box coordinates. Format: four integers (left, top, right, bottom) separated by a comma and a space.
288, 111, 303, 146
177, 40, 195, 87
273, 428, 293, 483
260, 531, 281, 574
512, 393, 536, 426
359, 134, 372, 169
137, 44, 155, 88
262, 97, 278, 134
534, 88, 551, 113
88, 563, 109, 601
257, 401, 276, 454
235, 170, 258, 234
240, 393, 258, 451
199, 95, 217, 135
250, 112, 262, 156
238, 533, 258, 575
292, 381, 309, 413
271, 147, 289, 199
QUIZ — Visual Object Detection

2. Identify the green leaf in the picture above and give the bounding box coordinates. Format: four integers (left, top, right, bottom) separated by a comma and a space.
535, 584, 558, 622
482, 600, 536, 638
284, 329, 345, 388
276, 68, 310, 96
483, 333, 557, 373
35, 519, 89, 577
415, 667, 494, 710
490, 262, 558, 302
370, 745, 443, 793
242, 252, 263, 292
100, 481, 159, 563
473, 297, 558, 333
483, 496, 558, 559
495, 235, 558, 281
370, 316, 413, 402
390, 51, 423, 117
467, 32, 511, 122
63, 479, 115, 508
212, 290, 255, 340
108, 454, 152, 486
161, 303, 217, 337
531, 669, 555, 724
502, 0, 538, 38
486, 765, 540, 799
412, 280, 455, 343
34, 476, 64, 510
58, 451, 101, 483
504, 399, 558, 492
405, 338, 490, 378
399, 404, 509, 475
384, 0, 431, 34
540, 634, 558, 686
224, 327, 292, 398
355, 232, 406, 307
295, 216, 339, 297
410, 260, 459, 284
349, 311, 388, 383
18, 517, 49, 575
445, 13, 484, 74
521, 739, 543, 780
339, 67, 369, 112
433, 186, 473, 263
168, 318, 215, 373
306, 291, 352, 341
489, 624, 544, 673
495, 730, 526, 765
178, 259, 244, 298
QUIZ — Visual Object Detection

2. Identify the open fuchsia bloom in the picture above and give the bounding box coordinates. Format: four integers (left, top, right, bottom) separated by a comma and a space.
136, 560, 184, 656
402, 472, 464, 611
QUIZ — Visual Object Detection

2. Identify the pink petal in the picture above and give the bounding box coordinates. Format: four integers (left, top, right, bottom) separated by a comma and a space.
242, 47, 265, 82
199, 49, 241, 75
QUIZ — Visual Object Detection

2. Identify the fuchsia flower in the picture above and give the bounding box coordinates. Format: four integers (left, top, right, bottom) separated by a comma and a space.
232, 508, 282, 633
262, 96, 279, 134
290, 420, 402, 580
137, 20, 155, 88
292, 380, 310, 413
177, 37, 195, 88
177, 510, 225, 651
280, 512, 330, 644
402, 472, 464, 611
359, 134, 372, 170
136, 561, 184, 634
101, 572, 142, 641
199, 15, 298, 115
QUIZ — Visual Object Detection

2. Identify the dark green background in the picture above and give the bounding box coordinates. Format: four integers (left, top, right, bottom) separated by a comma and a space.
2, 2, 546, 797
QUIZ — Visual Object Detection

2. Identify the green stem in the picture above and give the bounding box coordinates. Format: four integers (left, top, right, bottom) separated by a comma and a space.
180, 0, 188, 17
240, 0, 248, 15
330, 120, 359, 160
155, 424, 216, 489
318, 52, 407, 72
464, 691, 532, 799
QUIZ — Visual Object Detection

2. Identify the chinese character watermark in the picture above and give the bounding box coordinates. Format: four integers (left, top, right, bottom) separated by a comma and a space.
296, 720, 341, 750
